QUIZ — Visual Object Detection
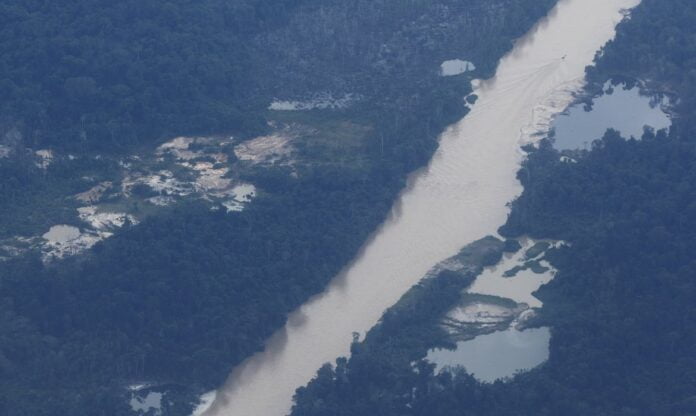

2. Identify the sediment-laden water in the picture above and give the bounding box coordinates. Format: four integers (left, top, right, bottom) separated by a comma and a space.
204, 1, 640, 414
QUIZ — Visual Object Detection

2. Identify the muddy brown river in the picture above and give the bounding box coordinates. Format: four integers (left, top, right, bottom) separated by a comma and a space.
203, 1, 640, 414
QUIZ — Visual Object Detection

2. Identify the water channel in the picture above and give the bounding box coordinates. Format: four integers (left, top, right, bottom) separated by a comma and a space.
204, 1, 640, 414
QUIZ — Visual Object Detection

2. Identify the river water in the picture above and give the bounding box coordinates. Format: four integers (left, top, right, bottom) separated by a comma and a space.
204, 1, 639, 414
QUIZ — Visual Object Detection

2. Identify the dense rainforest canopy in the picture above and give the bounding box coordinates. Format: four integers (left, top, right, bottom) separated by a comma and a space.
0, 0, 303, 151
0, 0, 554, 153
0, 0, 556, 414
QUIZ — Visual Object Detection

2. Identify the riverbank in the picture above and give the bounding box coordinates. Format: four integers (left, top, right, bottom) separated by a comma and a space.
0, 2, 560, 415
290, 235, 560, 414
289, 0, 696, 413
203, 1, 640, 415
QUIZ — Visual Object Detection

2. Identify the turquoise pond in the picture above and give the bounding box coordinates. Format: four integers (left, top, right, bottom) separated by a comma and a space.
426, 327, 551, 383
552, 83, 671, 150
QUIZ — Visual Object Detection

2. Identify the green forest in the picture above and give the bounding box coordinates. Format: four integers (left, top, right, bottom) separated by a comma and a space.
0, 0, 553, 153
290, 0, 696, 415
0, 0, 556, 414
0, 0, 298, 151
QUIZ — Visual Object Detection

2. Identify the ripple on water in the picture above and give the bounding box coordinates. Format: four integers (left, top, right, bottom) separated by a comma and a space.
202, 1, 640, 414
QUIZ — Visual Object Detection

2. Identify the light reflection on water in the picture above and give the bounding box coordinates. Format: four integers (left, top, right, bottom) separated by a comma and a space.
426, 238, 557, 381
427, 327, 551, 382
